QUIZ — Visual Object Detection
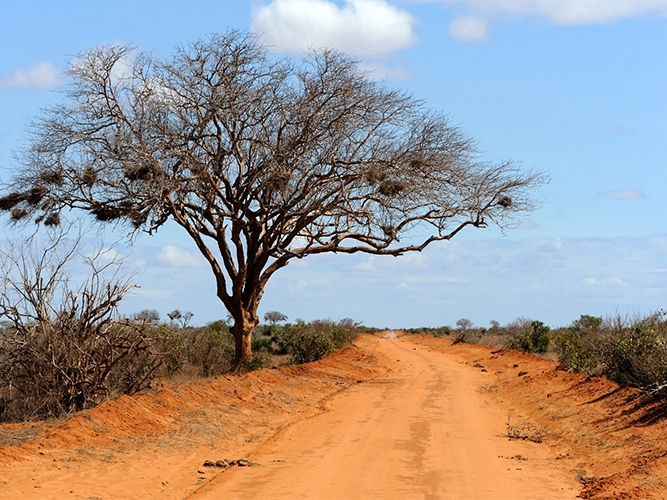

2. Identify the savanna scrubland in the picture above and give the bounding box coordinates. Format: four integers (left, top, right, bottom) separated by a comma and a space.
1, 30, 665, 499
3, 305, 667, 499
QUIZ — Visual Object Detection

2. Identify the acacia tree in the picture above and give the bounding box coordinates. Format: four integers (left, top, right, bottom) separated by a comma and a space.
264, 311, 288, 325
0, 31, 545, 367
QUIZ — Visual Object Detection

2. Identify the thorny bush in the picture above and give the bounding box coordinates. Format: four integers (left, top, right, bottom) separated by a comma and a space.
0, 228, 162, 422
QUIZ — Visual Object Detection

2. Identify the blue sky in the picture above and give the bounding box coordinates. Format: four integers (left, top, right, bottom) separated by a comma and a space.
1, 0, 666, 328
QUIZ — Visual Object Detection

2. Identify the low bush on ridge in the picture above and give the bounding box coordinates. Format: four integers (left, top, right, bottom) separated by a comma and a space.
409, 312, 667, 398
508, 320, 553, 354
0, 315, 365, 423
555, 312, 667, 392
271, 319, 361, 364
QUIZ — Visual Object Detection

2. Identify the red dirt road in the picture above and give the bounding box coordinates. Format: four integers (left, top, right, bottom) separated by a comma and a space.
2, 333, 667, 499
191, 333, 577, 499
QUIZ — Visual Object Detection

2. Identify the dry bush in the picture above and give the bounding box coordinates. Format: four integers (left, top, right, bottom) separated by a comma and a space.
506, 415, 547, 443
0, 228, 162, 422
183, 323, 236, 377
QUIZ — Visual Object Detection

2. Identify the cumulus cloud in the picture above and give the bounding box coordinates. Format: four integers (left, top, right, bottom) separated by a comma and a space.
251, 0, 418, 56
0, 62, 63, 90
437, 0, 667, 41
157, 245, 204, 268
597, 189, 645, 199
449, 15, 488, 42
359, 62, 415, 81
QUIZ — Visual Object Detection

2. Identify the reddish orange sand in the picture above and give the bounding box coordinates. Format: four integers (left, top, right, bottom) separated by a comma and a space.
1, 333, 667, 499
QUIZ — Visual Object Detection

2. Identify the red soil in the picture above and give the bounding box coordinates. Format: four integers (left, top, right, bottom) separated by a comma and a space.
1, 333, 666, 499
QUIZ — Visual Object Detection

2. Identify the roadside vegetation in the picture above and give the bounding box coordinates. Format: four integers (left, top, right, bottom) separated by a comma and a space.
0, 228, 369, 423
412, 312, 667, 398
0, 313, 367, 423
1, 229, 665, 426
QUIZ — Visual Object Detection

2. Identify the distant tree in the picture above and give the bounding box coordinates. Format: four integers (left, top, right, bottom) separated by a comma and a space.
489, 320, 500, 330
264, 311, 288, 325
570, 314, 603, 331
453, 318, 474, 344
456, 318, 473, 330
132, 309, 160, 324
0, 31, 546, 367
167, 309, 194, 328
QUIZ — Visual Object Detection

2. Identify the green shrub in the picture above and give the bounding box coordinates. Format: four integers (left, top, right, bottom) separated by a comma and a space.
555, 315, 602, 374
151, 326, 186, 376
406, 326, 451, 337
555, 332, 599, 374
287, 331, 336, 364
553, 313, 667, 394
240, 349, 273, 372
508, 320, 552, 354
272, 319, 358, 364
252, 337, 273, 352
600, 314, 667, 388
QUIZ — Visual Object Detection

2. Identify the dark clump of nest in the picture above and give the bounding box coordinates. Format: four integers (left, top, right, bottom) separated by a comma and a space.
129, 209, 149, 229
265, 171, 292, 192
40, 170, 64, 186
188, 162, 206, 175
363, 167, 388, 186
409, 158, 427, 169
26, 186, 47, 206
124, 164, 157, 181
43, 213, 61, 227
10, 208, 29, 222
497, 196, 513, 208
0, 192, 27, 211
92, 204, 123, 222
82, 166, 98, 187
378, 180, 407, 197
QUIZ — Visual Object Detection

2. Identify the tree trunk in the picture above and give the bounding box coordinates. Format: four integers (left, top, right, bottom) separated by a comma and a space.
229, 307, 258, 371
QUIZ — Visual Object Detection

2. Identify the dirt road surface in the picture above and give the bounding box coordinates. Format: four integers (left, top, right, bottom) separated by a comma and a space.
191, 334, 577, 499
2, 333, 667, 499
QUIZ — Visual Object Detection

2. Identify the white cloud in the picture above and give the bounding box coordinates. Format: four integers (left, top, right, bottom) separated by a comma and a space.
359, 62, 415, 81
0, 62, 63, 90
88, 247, 121, 264
440, 0, 667, 24
436, 0, 667, 41
290, 277, 330, 291
157, 245, 205, 268
352, 252, 431, 273
583, 276, 627, 287
251, 0, 418, 56
449, 15, 488, 42
518, 219, 540, 229
597, 189, 646, 199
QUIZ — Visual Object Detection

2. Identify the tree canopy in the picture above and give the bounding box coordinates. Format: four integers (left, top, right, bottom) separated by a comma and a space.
0, 31, 546, 365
